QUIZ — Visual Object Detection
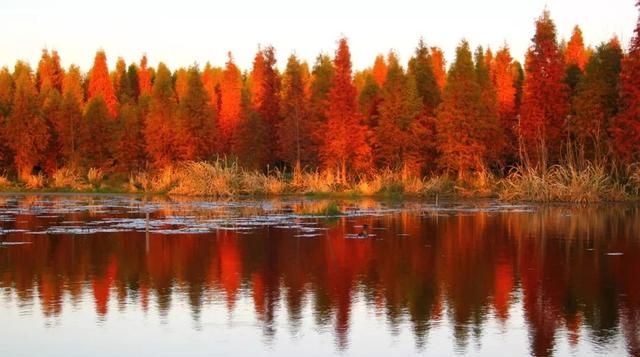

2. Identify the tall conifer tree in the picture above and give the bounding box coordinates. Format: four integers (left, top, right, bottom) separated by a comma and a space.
520, 11, 570, 164
321, 38, 371, 181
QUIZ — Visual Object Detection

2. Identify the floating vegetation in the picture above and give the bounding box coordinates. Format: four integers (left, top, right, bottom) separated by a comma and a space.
0, 195, 541, 238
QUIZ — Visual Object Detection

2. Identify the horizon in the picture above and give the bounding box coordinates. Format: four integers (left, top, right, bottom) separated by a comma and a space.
0, 0, 637, 72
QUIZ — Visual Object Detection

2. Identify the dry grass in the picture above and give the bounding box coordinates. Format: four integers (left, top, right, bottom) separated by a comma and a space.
354, 171, 455, 196
51, 168, 85, 190
128, 171, 152, 192
294, 170, 338, 193
453, 170, 498, 197
355, 177, 384, 196
1, 157, 635, 202
170, 161, 240, 196
23, 173, 45, 189
128, 166, 178, 193
627, 163, 640, 196
0, 172, 10, 188
500, 162, 629, 203
355, 170, 403, 195
422, 174, 455, 195
241, 170, 287, 195
87, 168, 104, 187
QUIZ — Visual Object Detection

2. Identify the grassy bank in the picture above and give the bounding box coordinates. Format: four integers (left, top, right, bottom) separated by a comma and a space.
1, 160, 639, 202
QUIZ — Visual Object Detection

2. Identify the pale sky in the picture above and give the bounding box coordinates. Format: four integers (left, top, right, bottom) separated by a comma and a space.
0, 0, 637, 72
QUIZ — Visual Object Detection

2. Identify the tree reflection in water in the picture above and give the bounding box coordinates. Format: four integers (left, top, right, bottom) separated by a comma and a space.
0, 196, 639, 356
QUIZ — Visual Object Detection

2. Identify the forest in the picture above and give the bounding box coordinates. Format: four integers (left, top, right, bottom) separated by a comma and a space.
0, 7, 639, 200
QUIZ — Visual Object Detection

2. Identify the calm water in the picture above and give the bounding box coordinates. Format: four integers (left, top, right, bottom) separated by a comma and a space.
0, 195, 639, 357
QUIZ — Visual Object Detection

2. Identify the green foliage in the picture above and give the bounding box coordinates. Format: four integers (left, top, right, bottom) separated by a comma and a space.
278, 55, 312, 167
81, 96, 115, 168
144, 63, 182, 167
376, 52, 425, 174
116, 102, 146, 171
436, 41, 487, 178
0, 67, 14, 118
234, 86, 270, 171
408, 39, 441, 114
178, 66, 217, 160
358, 73, 380, 126
574, 40, 622, 159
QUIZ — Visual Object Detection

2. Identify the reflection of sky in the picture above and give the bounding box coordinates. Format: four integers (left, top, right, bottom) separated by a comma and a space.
0, 290, 627, 356
0, 0, 636, 72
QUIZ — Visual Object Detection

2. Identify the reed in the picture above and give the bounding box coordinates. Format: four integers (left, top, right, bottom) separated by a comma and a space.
51, 168, 84, 190
170, 161, 240, 196
499, 161, 629, 203
240, 169, 287, 195
0, 172, 10, 188
128, 166, 178, 193
627, 163, 640, 196
23, 173, 45, 189
2, 157, 639, 202
294, 170, 338, 193
87, 168, 104, 188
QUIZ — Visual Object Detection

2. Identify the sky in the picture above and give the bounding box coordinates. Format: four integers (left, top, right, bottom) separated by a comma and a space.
0, 0, 637, 72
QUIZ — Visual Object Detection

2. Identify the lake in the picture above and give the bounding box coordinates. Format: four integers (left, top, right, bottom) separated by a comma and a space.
0, 195, 638, 356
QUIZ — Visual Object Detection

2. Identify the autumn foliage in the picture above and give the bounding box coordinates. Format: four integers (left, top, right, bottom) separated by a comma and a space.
88, 51, 118, 118
219, 55, 242, 151
612, 2, 640, 163
519, 11, 570, 164
320, 38, 371, 182
0, 7, 639, 185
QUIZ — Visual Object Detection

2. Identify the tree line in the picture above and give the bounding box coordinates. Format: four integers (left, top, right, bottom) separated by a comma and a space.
0, 7, 639, 182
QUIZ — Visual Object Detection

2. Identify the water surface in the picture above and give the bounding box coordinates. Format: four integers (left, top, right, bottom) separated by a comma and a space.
0, 195, 639, 356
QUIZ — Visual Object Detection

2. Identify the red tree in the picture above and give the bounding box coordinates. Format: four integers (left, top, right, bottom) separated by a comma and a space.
321, 38, 371, 182
431, 47, 447, 90
174, 68, 189, 103
0, 68, 14, 168
371, 55, 387, 88
519, 11, 570, 164
88, 51, 118, 118
138, 55, 152, 97
249, 49, 266, 110
37, 50, 65, 173
492, 46, 518, 160
4, 62, 50, 178
612, 2, 640, 163
219, 54, 242, 153
565, 26, 588, 71
36, 49, 64, 93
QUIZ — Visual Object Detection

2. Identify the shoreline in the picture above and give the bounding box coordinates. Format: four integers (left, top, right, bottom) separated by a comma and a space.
0, 189, 639, 205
